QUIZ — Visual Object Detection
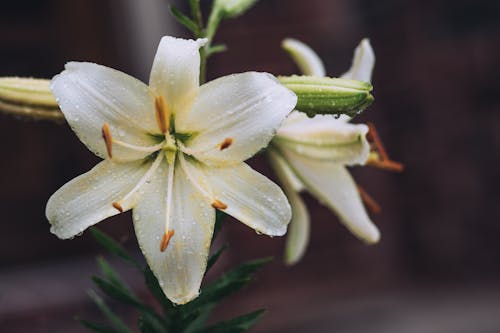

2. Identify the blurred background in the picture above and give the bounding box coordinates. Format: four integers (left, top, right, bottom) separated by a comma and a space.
1, 0, 500, 332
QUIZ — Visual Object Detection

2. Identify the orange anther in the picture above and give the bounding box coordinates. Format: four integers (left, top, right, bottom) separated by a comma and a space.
101, 123, 113, 158
211, 199, 228, 210
155, 96, 170, 133
219, 137, 233, 150
160, 230, 175, 252
112, 202, 124, 213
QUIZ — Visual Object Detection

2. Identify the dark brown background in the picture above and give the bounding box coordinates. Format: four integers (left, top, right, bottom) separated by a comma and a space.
1, 0, 500, 332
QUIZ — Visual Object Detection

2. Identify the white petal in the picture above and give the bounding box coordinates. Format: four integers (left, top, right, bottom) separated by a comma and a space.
46, 160, 153, 239
268, 148, 305, 192
285, 192, 310, 265
282, 149, 380, 244
276, 115, 370, 165
268, 151, 310, 265
177, 72, 297, 165
341, 39, 375, 83
184, 158, 291, 236
51, 62, 159, 161
133, 161, 214, 305
149, 36, 207, 116
282, 38, 326, 76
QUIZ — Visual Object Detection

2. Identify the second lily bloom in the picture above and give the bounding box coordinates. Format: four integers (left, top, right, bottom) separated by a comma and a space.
270, 38, 397, 265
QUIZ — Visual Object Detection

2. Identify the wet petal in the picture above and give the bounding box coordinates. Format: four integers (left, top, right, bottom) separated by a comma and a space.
149, 36, 207, 116
268, 150, 310, 265
177, 72, 297, 166
341, 39, 375, 83
46, 159, 152, 239
276, 115, 370, 165
133, 162, 214, 304
282, 149, 380, 244
184, 158, 291, 236
282, 38, 326, 76
51, 62, 159, 161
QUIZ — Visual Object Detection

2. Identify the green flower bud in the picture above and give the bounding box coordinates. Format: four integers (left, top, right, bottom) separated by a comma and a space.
215, 0, 259, 19
279, 75, 374, 118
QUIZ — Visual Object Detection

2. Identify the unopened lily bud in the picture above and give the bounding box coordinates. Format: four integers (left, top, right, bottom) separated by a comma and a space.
0, 77, 57, 107
0, 77, 64, 122
215, 0, 259, 18
278, 75, 374, 118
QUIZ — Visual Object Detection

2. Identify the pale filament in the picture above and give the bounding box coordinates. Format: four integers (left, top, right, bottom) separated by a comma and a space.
112, 152, 164, 211
179, 153, 221, 208
101, 123, 166, 157
112, 138, 165, 153
177, 136, 234, 156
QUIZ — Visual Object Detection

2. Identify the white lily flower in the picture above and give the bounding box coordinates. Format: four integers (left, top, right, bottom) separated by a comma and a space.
271, 38, 378, 265
46, 36, 296, 304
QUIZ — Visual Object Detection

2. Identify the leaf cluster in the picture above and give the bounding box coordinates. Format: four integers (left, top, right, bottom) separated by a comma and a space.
79, 213, 269, 333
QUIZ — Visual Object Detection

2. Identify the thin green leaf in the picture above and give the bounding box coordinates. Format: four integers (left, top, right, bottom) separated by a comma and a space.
184, 258, 272, 313
90, 228, 141, 269
92, 276, 144, 309
96, 257, 130, 292
87, 290, 133, 333
78, 318, 119, 333
207, 44, 227, 56
183, 305, 214, 333
138, 312, 167, 333
194, 309, 266, 333
207, 244, 228, 272
188, 0, 204, 34
169, 5, 198, 33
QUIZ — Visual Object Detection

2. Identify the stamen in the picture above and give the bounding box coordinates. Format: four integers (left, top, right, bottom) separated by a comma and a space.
366, 122, 404, 173
160, 230, 175, 252
367, 158, 404, 172
112, 139, 165, 153
357, 185, 381, 214
178, 154, 228, 211
112, 152, 164, 209
367, 122, 389, 160
101, 123, 113, 158
112, 202, 124, 213
212, 200, 228, 210
219, 137, 233, 150
178, 153, 214, 200
155, 95, 170, 133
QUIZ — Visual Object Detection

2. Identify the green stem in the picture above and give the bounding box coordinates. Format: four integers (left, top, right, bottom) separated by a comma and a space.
189, 0, 203, 36
188, 1, 224, 84
199, 46, 208, 84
